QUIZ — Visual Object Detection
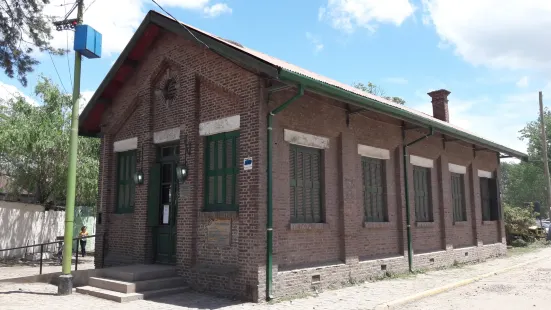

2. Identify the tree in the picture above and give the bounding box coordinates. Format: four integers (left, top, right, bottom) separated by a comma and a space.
0, 0, 63, 86
0, 78, 99, 208
501, 161, 548, 219
353, 82, 406, 105
520, 108, 551, 160
504, 203, 538, 245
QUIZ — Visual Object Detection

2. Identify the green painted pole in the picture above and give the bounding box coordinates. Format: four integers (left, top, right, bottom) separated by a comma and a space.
58, 0, 83, 295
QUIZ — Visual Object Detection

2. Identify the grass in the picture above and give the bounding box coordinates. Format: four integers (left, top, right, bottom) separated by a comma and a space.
507, 239, 550, 257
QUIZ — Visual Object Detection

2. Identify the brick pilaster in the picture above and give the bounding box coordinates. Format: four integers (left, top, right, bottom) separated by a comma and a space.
468, 163, 483, 246
338, 130, 359, 264
437, 155, 453, 250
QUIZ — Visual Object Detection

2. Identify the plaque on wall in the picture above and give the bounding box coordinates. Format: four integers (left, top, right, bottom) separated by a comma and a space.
207, 219, 232, 246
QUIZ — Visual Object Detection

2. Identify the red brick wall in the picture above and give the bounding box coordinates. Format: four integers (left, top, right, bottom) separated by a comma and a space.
95, 31, 265, 300
268, 89, 504, 271
94, 28, 506, 301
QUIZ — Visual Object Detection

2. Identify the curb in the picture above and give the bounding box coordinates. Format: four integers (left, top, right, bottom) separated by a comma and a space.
373, 255, 548, 310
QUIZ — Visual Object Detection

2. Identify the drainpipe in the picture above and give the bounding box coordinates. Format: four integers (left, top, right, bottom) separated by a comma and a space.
266, 84, 304, 300
402, 126, 434, 272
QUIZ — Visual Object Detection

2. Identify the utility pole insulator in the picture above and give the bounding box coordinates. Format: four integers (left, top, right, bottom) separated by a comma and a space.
53, 19, 78, 31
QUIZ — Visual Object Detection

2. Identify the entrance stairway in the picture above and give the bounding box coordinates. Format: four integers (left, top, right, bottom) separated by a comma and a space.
76, 264, 189, 303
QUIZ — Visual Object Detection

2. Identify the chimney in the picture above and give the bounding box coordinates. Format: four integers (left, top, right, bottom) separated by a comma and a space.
428, 89, 450, 122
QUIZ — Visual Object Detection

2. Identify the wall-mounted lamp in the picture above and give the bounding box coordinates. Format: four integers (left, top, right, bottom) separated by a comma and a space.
133, 170, 144, 185
176, 164, 188, 183
134, 143, 144, 185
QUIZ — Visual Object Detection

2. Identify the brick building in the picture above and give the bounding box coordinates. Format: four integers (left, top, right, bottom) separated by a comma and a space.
79, 11, 527, 302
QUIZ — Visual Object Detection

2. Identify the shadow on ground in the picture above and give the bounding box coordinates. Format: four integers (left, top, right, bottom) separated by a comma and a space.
0, 290, 55, 296
147, 291, 249, 310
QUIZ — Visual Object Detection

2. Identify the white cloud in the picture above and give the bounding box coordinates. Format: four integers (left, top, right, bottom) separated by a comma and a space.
305, 32, 324, 54
422, 0, 551, 69
155, 0, 209, 9
0, 81, 37, 106
319, 0, 415, 32
384, 77, 408, 85
79, 90, 95, 115
203, 3, 232, 18
516, 76, 529, 88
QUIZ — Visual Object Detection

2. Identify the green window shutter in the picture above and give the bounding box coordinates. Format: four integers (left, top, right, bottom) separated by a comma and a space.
147, 163, 161, 226
488, 178, 499, 220
362, 157, 386, 222
480, 178, 491, 221
451, 173, 466, 222
414, 166, 432, 222
204, 131, 239, 211
290, 145, 322, 223
116, 150, 136, 213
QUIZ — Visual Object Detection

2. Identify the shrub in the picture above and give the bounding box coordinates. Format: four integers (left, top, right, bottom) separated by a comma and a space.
504, 204, 537, 244
511, 238, 528, 247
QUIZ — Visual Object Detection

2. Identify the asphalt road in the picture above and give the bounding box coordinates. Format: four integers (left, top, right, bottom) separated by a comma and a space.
400, 252, 551, 310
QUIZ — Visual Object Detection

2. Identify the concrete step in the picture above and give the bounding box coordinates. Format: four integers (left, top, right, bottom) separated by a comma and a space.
89, 276, 187, 293
101, 264, 176, 282
76, 285, 189, 303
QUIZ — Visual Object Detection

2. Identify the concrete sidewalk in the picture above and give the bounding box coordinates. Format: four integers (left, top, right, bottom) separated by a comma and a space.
1, 247, 550, 310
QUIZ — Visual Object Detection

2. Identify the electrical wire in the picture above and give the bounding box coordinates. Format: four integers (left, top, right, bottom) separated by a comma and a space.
84, 0, 98, 13
64, 0, 73, 89
149, 0, 262, 78
48, 52, 68, 93
0, 83, 19, 99
150, 0, 209, 49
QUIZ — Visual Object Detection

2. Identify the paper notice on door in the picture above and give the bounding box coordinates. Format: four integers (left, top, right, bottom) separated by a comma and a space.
163, 205, 169, 224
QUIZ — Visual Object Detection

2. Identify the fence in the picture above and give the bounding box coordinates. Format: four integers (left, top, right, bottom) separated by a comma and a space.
0, 234, 101, 275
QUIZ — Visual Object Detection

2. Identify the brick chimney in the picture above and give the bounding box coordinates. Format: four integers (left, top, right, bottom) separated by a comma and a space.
428, 89, 450, 122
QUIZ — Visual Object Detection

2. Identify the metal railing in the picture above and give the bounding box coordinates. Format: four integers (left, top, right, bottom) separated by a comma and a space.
0, 234, 101, 275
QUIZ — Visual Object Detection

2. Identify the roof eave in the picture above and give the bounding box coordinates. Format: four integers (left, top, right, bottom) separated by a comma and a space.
278, 68, 528, 161
78, 12, 156, 137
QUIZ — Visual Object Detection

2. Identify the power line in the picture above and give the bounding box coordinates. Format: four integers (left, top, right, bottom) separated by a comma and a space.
64, 0, 73, 89
84, 0, 98, 13
0, 83, 18, 99
48, 52, 68, 93
150, 0, 209, 49
149, 0, 256, 76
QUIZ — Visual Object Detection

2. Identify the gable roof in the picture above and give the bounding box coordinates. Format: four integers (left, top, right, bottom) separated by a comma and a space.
79, 10, 527, 161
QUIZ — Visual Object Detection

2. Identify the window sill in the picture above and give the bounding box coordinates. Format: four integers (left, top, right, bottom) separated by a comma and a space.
415, 221, 435, 227
289, 223, 329, 231
202, 205, 239, 213
363, 221, 393, 229
200, 211, 238, 219
482, 220, 498, 225
114, 209, 134, 215
453, 221, 468, 227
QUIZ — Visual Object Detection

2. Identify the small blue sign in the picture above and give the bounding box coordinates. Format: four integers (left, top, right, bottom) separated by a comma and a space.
74, 25, 102, 59
243, 157, 253, 171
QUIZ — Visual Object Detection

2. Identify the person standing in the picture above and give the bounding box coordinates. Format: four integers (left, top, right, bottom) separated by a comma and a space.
78, 226, 89, 257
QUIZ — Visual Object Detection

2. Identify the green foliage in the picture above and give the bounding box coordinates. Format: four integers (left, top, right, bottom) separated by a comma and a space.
520, 108, 551, 159
0, 0, 64, 86
501, 161, 548, 218
511, 238, 528, 248
0, 78, 99, 208
504, 204, 537, 243
353, 82, 406, 105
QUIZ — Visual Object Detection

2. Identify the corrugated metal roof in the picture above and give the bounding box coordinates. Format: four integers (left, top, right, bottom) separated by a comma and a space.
81, 11, 525, 158
172, 14, 517, 154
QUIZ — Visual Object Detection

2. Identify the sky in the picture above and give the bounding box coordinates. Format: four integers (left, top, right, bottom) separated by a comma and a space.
1, 0, 551, 155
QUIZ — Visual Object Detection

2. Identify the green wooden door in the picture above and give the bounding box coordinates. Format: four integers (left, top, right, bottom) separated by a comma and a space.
148, 145, 179, 264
